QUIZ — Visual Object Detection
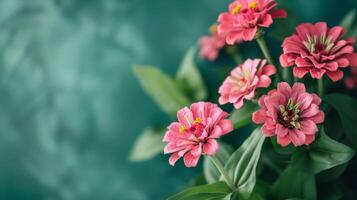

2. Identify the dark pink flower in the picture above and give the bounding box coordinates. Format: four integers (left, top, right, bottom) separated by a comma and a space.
346, 67, 357, 89
217, 0, 287, 44
199, 25, 226, 61
163, 102, 233, 167
252, 82, 324, 147
219, 59, 276, 109
280, 22, 357, 82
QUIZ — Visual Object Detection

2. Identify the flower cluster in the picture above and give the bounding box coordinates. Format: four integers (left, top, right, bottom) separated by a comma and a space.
163, 0, 357, 170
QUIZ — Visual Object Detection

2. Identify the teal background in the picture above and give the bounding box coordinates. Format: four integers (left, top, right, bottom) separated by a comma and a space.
0, 0, 356, 200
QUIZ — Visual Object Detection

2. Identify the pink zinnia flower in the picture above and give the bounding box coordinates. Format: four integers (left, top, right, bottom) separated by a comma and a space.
217, 0, 287, 44
280, 22, 357, 82
252, 82, 324, 147
219, 59, 276, 109
346, 67, 357, 89
199, 25, 226, 61
163, 102, 233, 167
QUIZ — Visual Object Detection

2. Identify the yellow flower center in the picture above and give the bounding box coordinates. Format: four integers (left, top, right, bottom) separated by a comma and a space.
194, 117, 203, 124
179, 125, 186, 133
209, 24, 218, 34
248, 0, 258, 10
231, 4, 242, 15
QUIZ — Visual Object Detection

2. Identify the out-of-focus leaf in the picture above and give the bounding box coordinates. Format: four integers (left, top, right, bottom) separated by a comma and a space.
272, 152, 316, 200
176, 47, 207, 101
133, 65, 190, 115
224, 128, 265, 199
339, 9, 356, 32
203, 142, 234, 183
228, 191, 264, 200
324, 94, 357, 148
309, 129, 354, 174
229, 101, 259, 129
129, 127, 165, 161
167, 181, 231, 200
189, 174, 207, 186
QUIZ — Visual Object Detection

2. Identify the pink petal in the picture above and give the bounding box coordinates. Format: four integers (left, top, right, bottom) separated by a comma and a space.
252, 109, 268, 124
190, 143, 202, 157
169, 152, 181, 166
177, 107, 193, 127
242, 27, 258, 41
305, 135, 315, 145
203, 139, 219, 155
276, 124, 288, 136
289, 129, 306, 146
259, 14, 273, 27
262, 124, 276, 137
328, 26, 345, 43
218, 119, 234, 135
345, 52, 357, 67
309, 111, 325, 124
183, 152, 200, 167
257, 75, 272, 88
293, 67, 309, 78
300, 120, 318, 135
270, 9, 287, 18
260, 64, 277, 76
277, 135, 291, 147
326, 70, 344, 82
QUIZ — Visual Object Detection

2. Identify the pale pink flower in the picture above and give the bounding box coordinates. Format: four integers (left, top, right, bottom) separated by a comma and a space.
199, 25, 226, 61
346, 67, 357, 89
252, 82, 324, 147
219, 59, 276, 109
217, 0, 287, 44
280, 22, 357, 82
163, 102, 233, 167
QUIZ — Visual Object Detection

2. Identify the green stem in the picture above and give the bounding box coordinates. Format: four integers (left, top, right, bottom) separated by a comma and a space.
256, 36, 275, 65
318, 78, 324, 97
208, 156, 236, 191
256, 36, 283, 81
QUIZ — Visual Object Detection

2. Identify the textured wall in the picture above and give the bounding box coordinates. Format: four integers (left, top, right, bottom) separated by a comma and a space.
0, 0, 356, 199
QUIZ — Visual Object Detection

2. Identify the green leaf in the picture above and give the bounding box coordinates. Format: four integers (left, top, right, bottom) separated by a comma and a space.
133, 65, 190, 115
228, 191, 264, 200
224, 128, 265, 199
270, 137, 297, 155
176, 47, 207, 101
324, 94, 357, 149
339, 9, 356, 32
272, 153, 316, 200
229, 101, 259, 129
309, 129, 354, 174
204, 142, 234, 183
167, 181, 231, 200
129, 127, 165, 161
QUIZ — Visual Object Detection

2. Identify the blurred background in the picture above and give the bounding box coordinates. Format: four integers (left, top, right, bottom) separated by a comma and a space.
0, 0, 356, 199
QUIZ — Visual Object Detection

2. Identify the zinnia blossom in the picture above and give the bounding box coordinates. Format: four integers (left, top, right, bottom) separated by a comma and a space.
219, 59, 276, 109
346, 67, 357, 89
163, 102, 233, 167
199, 24, 226, 61
217, 0, 287, 44
280, 22, 357, 82
252, 82, 324, 147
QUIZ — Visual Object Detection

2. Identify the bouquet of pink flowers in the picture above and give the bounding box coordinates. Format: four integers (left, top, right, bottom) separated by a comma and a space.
131, 0, 357, 199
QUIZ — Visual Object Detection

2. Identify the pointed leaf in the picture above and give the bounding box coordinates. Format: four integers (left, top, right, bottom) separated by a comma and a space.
204, 142, 234, 183
224, 128, 265, 199
324, 94, 357, 148
272, 153, 316, 200
133, 65, 190, 115
129, 127, 165, 161
339, 9, 356, 32
167, 181, 231, 200
176, 47, 207, 101
309, 129, 354, 174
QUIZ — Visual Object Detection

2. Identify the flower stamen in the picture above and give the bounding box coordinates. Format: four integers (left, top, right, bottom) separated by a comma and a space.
231, 4, 242, 15
248, 0, 258, 10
